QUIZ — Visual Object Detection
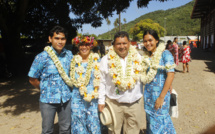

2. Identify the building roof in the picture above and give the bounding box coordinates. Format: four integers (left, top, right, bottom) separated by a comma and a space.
191, 0, 215, 19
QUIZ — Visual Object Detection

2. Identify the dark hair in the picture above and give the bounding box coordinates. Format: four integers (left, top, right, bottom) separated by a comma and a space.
174, 37, 178, 42
113, 31, 129, 44
143, 30, 159, 46
183, 41, 186, 45
49, 25, 68, 39
167, 40, 172, 44
166, 40, 172, 49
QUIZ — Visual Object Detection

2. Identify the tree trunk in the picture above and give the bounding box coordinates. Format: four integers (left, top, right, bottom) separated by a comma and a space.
119, 13, 121, 32
1, 29, 25, 76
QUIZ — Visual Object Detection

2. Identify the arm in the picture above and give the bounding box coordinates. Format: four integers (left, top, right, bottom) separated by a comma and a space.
29, 77, 40, 89
28, 53, 44, 89
98, 56, 107, 112
98, 71, 106, 112
154, 72, 174, 110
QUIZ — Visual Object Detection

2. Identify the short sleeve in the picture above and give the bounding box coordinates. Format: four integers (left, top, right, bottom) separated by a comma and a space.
162, 50, 175, 72
28, 53, 45, 78
66, 50, 73, 59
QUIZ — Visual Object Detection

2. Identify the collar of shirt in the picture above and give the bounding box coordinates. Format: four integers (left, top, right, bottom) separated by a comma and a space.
51, 46, 67, 57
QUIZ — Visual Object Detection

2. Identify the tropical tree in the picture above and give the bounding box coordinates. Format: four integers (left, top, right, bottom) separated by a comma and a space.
0, 0, 171, 74
123, 18, 127, 31
130, 19, 165, 41
106, 18, 111, 39
114, 18, 119, 32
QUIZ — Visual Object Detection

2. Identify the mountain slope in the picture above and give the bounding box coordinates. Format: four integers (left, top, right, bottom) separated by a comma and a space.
98, 0, 200, 39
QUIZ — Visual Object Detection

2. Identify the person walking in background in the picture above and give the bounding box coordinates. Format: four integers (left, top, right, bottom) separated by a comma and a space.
99, 41, 106, 58
28, 26, 73, 134
142, 30, 176, 134
173, 37, 179, 66
70, 36, 101, 134
189, 41, 193, 50
166, 40, 174, 56
180, 41, 191, 73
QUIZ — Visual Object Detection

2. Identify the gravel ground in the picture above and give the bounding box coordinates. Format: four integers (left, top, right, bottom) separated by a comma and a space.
0, 48, 215, 134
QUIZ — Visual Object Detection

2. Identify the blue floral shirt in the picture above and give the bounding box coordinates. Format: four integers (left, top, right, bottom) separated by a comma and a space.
28, 46, 73, 103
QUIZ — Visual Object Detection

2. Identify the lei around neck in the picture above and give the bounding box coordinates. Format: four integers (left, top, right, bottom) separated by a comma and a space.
70, 53, 101, 102
141, 43, 176, 84
44, 46, 73, 87
107, 45, 142, 92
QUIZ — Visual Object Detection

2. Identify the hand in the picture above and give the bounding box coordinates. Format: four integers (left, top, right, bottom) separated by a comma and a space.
98, 104, 105, 112
154, 97, 164, 110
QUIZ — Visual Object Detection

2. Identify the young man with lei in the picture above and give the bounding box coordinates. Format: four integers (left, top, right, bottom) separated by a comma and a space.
28, 26, 73, 134
141, 30, 176, 134
70, 36, 101, 134
98, 31, 145, 134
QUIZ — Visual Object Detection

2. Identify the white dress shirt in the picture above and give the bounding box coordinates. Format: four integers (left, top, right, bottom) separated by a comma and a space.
98, 54, 143, 104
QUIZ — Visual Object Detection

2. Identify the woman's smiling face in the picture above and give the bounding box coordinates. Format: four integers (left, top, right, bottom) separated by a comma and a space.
78, 43, 91, 58
143, 34, 158, 53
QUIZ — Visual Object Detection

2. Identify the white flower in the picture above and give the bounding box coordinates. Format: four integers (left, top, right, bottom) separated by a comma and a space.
108, 60, 115, 68
120, 81, 127, 90
77, 77, 85, 87
92, 91, 99, 99
93, 53, 100, 60
94, 70, 101, 79
79, 88, 85, 95
112, 77, 120, 84
80, 86, 87, 93
108, 50, 116, 58
140, 43, 166, 84
107, 44, 143, 92
69, 52, 101, 102
133, 64, 142, 71
109, 68, 117, 76
133, 57, 141, 64
74, 55, 82, 63
93, 62, 100, 68
109, 46, 114, 51
84, 95, 92, 102
165, 64, 176, 70
93, 79, 100, 87
133, 74, 140, 81
75, 66, 84, 74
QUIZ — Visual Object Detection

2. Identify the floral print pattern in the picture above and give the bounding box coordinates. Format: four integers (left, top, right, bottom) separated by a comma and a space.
144, 50, 176, 134
28, 47, 73, 103
71, 62, 101, 134
179, 46, 191, 63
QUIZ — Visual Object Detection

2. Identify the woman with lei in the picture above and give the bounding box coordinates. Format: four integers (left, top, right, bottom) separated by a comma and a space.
70, 36, 101, 134
141, 30, 176, 134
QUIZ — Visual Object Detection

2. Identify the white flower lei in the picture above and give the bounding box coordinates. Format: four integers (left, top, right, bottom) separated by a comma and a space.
70, 53, 100, 102
141, 43, 176, 84
108, 45, 142, 92
44, 46, 73, 87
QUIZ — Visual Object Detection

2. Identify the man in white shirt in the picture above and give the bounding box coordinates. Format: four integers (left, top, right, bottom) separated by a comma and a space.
98, 31, 144, 134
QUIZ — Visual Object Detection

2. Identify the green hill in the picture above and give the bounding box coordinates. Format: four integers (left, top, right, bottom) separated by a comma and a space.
98, 0, 200, 39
